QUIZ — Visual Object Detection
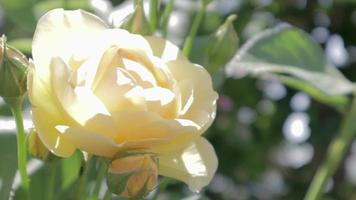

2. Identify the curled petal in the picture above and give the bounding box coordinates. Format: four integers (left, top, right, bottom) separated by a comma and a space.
32, 9, 107, 81
158, 138, 218, 192
167, 60, 218, 132
144, 36, 187, 62
32, 108, 76, 157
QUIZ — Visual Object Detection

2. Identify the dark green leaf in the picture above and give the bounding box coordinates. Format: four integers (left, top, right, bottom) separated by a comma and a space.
225, 24, 354, 110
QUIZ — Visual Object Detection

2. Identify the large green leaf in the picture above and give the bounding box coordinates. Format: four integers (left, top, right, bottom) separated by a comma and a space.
225, 24, 354, 111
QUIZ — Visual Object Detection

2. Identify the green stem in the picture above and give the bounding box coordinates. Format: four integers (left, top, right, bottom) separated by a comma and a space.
75, 155, 92, 200
45, 161, 57, 200
103, 190, 111, 200
304, 97, 356, 200
63, 0, 69, 9
182, 0, 209, 57
152, 177, 170, 200
149, 0, 159, 32
160, 0, 174, 37
91, 158, 107, 200
5, 97, 30, 199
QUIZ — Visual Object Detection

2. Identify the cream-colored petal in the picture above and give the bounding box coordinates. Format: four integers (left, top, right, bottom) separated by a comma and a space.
94, 67, 144, 113
144, 36, 187, 62
56, 125, 171, 157
56, 126, 118, 157
90, 46, 124, 90
177, 80, 194, 116
167, 60, 218, 132
122, 58, 157, 88
158, 138, 218, 192
32, 108, 76, 157
32, 9, 107, 81
125, 86, 176, 118
111, 111, 199, 150
102, 29, 153, 56
50, 58, 113, 133
28, 64, 65, 121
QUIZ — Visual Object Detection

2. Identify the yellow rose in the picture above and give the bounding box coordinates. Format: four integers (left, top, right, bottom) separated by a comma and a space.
28, 9, 218, 191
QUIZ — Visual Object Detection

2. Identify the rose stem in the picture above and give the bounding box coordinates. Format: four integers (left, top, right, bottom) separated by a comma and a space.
45, 161, 57, 200
160, 0, 174, 37
5, 97, 30, 199
182, 0, 210, 57
91, 158, 107, 200
149, 0, 159, 32
103, 190, 111, 200
304, 97, 356, 200
152, 177, 171, 200
75, 155, 93, 200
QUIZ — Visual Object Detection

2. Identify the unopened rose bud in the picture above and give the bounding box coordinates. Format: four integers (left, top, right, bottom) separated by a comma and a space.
204, 14, 239, 75
107, 152, 158, 199
27, 128, 50, 161
0, 35, 29, 98
120, 0, 152, 35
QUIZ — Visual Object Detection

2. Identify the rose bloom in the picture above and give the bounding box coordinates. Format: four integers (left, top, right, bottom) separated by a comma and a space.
29, 9, 218, 191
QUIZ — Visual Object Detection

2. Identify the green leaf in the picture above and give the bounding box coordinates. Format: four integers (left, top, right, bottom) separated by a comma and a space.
225, 24, 354, 110
0, 134, 17, 200
33, 0, 92, 18
8, 38, 32, 55
0, 0, 37, 31
60, 150, 82, 190
106, 170, 135, 195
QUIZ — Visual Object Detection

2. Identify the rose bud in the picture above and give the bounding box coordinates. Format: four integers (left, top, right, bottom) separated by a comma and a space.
120, 0, 152, 35
107, 153, 158, 199
204, 14, 239, 75
0, 35, 29, 99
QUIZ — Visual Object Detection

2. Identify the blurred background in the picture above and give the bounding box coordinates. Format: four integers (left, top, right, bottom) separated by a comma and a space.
0, 0, 356, 199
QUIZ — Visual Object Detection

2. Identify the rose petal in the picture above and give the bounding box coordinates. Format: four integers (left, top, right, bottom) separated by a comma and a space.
28, 63, 67, 121
56, 125, 118, 156
111, 111, 200, 152
144, 36, 187, 62
32, 9, 107, 81
167, 60, 218, 131
94, 67, 146, 112
49, 58, 115, 137
158, 138, 218, 192
122, 58, 157, 88
56, 125, 171, 157
32, 107, 76, 157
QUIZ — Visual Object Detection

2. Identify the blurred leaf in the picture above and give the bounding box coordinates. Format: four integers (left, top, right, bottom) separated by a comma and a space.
61, 150, 82, 190
0, 134, 17, 200
8, 38, 32, 55
279, 76, 348, 110
225, 24, 354, 111
0, 0, 37, 31
34, 0, 92, 18
202, 0, 213, 6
